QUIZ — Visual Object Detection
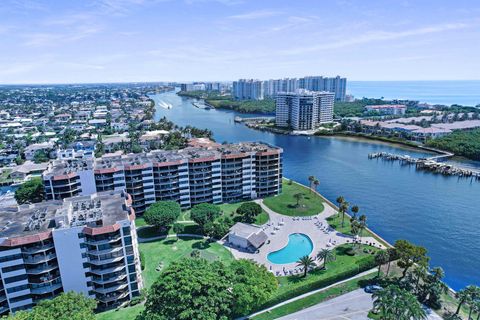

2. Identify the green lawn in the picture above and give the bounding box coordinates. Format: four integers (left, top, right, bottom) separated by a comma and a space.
96, 237, 233, 319
252, 273, 377, 320
139, 237, 234, 288
96, 304, 144, 320
265, 244, 378, 307
263, 181, 324, 216
326, 214, 390, 248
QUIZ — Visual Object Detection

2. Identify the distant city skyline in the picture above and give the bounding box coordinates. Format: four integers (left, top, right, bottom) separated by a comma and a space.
0, 0, 479, 84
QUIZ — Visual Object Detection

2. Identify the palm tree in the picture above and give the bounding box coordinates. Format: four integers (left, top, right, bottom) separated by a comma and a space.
336, 196, 344, 215
374, 251, 389, 277
308, 176, 315, 193
358, 214, 367, 238
340, 201, 349, 228
373, 285, 426, 320
317, 248, 335, 270
455, 286, 474, 315
296, 255, 316, 277
313, 178, 320, 193
385, 248, 397, 277
412, 264, 427, 295
294, 193, 304, 207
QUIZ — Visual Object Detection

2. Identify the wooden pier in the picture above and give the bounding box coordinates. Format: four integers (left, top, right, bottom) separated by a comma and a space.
368, 152, 480, 181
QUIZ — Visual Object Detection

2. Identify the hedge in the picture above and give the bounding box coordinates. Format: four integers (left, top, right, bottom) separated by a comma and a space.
259, 255, 377, 309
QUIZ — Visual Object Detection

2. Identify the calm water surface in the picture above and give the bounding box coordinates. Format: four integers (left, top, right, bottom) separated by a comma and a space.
151, 90, 480, 290
348, 80, 480, 106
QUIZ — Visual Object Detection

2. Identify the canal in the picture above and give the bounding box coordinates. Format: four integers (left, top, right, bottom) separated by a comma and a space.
151, 90, 480, 290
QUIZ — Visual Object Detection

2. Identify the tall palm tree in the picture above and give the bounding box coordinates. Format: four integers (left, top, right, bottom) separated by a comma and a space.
317, 248, 335, 270
455, 286, 474, 315
373, 285, 427, 320
296, 255, 316, 277
340, 201, 349, 228
385, 248, 397, 277
412, 264, 427, 295
313, 178, 320, 193
308, 176, 315, 193
336, 196, 344, 215
374, 251, 389, 277
359, 214, 367, 238
294, 193, 304, 207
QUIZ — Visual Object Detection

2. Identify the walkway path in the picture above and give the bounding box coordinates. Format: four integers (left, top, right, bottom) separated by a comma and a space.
224, 199, 385, 276
239, 268, 377, 320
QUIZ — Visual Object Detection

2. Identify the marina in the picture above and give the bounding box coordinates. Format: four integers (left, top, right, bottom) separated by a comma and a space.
368, 152, 480, 180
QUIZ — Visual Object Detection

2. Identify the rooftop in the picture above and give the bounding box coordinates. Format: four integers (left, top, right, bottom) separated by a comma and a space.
0, 190, 131, 241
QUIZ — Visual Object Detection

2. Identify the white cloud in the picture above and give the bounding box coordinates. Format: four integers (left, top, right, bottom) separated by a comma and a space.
228, 9, 283, 20
279, 22, 473, 55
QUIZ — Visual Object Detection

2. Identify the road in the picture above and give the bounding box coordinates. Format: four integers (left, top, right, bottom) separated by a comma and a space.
276, 289, 443, 320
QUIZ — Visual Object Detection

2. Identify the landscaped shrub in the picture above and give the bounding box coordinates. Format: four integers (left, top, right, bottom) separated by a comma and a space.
259, 255, 376, 309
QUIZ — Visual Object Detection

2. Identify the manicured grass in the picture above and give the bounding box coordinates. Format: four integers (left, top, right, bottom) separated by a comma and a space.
135, 217, 147, 227
327, 214, 390, 248
263, 180, 324, 217
139, 237, 234, 288
327, 214, 354, 235
263, 244, 378, 308
252, 273, 377, 320
255, 211, 269, 225
96, 304, 144, 320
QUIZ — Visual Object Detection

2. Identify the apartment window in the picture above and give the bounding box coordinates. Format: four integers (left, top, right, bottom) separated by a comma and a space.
82, 253, 87, 259
0, 253, 22, 263
80, 243, 87, 249
128, 265, 135, 273
127, 255, 134, 264
77, 233, 85, 239
9, 294, 31, 303
4, 274, 28, 284
122, 226, 131, 234
7, 284, 28, 294
123, 236, 132, 245
83, 262, 89, 269
130, 282, 138, 291
2, 264, 24, 273
129, 273, 137, 282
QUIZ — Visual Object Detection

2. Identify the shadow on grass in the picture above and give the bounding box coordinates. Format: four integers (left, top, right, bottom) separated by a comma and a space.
192, 240, 212, 250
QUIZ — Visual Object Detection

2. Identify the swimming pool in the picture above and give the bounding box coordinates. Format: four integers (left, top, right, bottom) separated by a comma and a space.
267, 233, 314, 264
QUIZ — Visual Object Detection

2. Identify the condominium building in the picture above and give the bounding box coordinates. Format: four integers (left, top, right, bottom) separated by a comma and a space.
43, 141, 283, 214
364, 104, 407, 115
0, 190, 143, 315
232, 79, 264, 100
275, 90, 335, 130
264, 76, 347, 101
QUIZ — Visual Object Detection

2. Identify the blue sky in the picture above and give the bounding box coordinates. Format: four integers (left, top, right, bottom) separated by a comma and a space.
0, 0, 479, 84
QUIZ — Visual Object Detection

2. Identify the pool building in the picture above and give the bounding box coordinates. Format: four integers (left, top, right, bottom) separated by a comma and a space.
228, 222, 268, 251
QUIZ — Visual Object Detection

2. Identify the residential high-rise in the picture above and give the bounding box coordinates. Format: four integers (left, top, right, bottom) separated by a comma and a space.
275, 90, 335, 130
0, 190, 142, 314
264, 76, 347, 101
43, 141, 283, 214
232, 79, 264, 100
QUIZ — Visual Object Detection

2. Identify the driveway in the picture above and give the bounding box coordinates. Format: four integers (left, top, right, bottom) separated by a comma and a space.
276, 289, 443, 320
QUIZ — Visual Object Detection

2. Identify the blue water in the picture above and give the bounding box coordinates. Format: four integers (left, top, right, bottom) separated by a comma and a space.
267, 233, 314, 265
151, 90, 480, 290
348, 80, 480, 106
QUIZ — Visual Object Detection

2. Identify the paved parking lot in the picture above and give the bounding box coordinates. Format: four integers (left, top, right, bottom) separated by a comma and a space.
277, 289, 443, 320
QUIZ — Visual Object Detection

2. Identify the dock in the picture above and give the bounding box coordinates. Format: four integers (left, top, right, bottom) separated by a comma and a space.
368, 152, 480, 181
234, 116, 275, 123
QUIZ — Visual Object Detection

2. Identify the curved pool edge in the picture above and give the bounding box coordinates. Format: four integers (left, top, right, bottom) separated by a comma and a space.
267, 233, 314, 265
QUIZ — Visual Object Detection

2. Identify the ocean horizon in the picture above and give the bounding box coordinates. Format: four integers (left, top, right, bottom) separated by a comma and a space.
348, 80, 480, 107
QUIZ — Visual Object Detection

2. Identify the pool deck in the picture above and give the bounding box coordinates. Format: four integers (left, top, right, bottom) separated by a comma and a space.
222, 199, 385, 276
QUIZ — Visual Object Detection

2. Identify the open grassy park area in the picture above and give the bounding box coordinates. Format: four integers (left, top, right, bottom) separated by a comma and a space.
263, 180, 325, 216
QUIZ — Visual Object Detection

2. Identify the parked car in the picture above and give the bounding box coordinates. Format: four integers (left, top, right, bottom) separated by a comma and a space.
364, 285, 383, 294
